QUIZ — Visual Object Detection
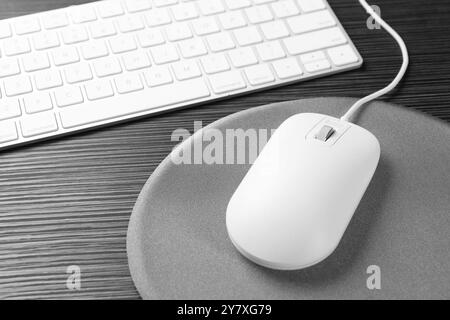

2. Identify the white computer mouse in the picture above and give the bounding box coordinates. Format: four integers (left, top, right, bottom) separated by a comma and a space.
226, 113, 380, 270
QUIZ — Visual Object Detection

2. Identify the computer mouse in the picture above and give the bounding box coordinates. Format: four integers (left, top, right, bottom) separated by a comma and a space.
226, 113, 380, 270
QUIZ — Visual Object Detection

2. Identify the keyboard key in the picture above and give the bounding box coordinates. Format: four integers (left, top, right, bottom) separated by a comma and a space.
245, 5, 273, 24
125, 0, 152, 13
90, 20, 117, 39
109, 35, 137, 54
116, 15, 145, 33
209, 70, 246, 94
34, 70, 63, 90
304, 59, 331, 73
3, 38, 31, 56
85, 79, 114, 100
178, 38, 208, 58
137, 29, 165, 47
21, 112, 58, 137
64, 63, 93, 84
81, 41, 109, 60
327, 45, 359, 66
271, 0, 300, 18
54, 86, 84, 107
245, 64, 275, 85
122, 51, 151, 71
297, 0, 326, 13
272, 57, 303, 79
192, 17, 220, 35
32, 32, 60, 54
14, 16, 41, 35
225, 0, 251, 10
228, 47, 258, 68
234, 26, 262, 46
206, 32, 235, 52
198, 0, 225, 16
98, 0, 124, 18
299, 50, 326, 64
172, 60, 202, 80
60, 78, 210, 129
23, 92, 53, 113
219, 11, 247, 30
287, 10, 335, 34
114, 73, 144, 94
52, 47, 80, 66
144, 66, 173, 87
70, 6, 97, 23
0, 121, 18, 144
62, 26, 89, 44
32, 31, 60, 50
151, 44, 179, 64
284, 27, 347, 55
153, 0, 178, 8
166, 22, 192, 41
260, 20, 290, 40
256, 41, 286, 61
201, 53, 230, 74
43, 10, 69, 29
23, 52, 51, 72
145, 9, 172, 27
0, 58, 21, 78
253, 0, 277, 4
93, 57, 123, 77
0, 99, 21, 120
171, 3, 198, 21
0, 22, 12, 39
4, 75, 33, 96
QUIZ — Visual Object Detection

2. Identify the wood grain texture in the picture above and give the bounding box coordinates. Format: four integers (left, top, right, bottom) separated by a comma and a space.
0, 0, 449, 300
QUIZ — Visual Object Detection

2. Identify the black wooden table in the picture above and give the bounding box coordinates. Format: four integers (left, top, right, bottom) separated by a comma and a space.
0, 0, 449, 299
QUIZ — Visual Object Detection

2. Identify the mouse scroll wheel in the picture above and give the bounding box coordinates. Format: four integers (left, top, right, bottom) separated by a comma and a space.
315, 125, 335, 142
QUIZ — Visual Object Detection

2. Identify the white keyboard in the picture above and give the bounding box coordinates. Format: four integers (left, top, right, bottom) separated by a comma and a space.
0, 0, 362, 150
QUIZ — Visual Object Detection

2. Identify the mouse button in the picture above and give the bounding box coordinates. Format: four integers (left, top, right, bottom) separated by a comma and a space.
306, 117, 350, 146
314, 125, 335, 141
323, 123, 351, 146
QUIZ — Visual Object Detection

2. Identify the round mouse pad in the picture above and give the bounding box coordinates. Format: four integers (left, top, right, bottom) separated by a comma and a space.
127, 98, 450, 299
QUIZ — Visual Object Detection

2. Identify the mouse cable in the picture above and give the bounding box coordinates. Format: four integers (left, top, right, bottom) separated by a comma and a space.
340, 0, 409, 122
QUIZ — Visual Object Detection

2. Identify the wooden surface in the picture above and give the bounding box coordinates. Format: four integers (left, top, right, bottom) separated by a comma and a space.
0, 0, 449, 300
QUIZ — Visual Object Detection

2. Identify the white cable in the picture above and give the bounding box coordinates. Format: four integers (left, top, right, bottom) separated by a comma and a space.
340, 0, 409, 122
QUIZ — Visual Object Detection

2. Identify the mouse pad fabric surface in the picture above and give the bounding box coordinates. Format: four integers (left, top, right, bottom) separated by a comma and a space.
127, 98, 450, 299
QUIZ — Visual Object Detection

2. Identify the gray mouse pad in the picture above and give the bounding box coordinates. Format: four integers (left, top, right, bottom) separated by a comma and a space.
127, 98, 450, 299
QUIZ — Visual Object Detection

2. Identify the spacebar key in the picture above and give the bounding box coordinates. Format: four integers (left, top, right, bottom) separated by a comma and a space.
59, 78, 210, 129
